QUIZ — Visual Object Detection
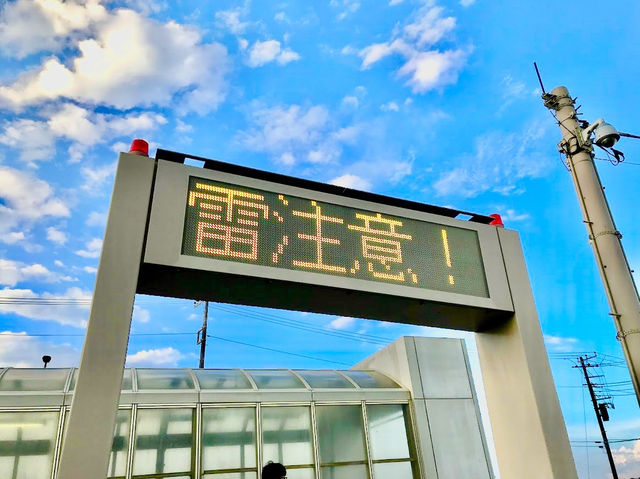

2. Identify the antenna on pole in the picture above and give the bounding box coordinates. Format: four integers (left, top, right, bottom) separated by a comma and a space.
533, 62, 546, 94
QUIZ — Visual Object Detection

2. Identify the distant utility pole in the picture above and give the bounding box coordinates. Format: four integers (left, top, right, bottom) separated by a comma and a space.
575, 355, 618, 479
541, 80, 640, 405
195, 301, 209, 368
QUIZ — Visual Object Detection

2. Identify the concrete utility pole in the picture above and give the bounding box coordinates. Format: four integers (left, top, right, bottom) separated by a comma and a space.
576, 355, 618, 479
544, 86, 640, 405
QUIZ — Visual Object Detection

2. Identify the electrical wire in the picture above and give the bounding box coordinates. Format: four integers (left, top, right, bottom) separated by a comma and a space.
596, 157, 640, 166
0, 296, 400, 347
0, 331, 351, 367
205, 334, 351, 366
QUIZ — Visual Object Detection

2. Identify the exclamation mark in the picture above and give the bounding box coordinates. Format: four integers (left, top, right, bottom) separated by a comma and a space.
441, 229, 455, 285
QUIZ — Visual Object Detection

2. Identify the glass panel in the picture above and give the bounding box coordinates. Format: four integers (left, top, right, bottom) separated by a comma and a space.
245, 370, 304, 389
196, 370, 253, 390
132, 408, 193, 476
262, 407, 313, 466
320, 464, 367, 479
108, 410, 131, 478
342, 371, 399, 388
0, 368, 69, 391
136, 369, 194, 390
70, 368, 132, 391
295, 371, 354, 389
367, 405, 410, 460
0, 411, 59, 479
286, 467, 315, 479
373, 461, 413, 478
203, 473, 257, 479
316, 405, 366, 464
202, 408, 256, 472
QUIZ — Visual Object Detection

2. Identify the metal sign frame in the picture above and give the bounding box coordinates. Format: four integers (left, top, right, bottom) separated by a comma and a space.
57, 151, 579, 479
139, 159, 513, 331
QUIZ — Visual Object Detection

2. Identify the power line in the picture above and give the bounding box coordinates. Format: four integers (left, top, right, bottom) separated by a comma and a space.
0, 331, 350, 367
0, 332, 193, 337
595, 157, 640, 166
206, 334, 351, 366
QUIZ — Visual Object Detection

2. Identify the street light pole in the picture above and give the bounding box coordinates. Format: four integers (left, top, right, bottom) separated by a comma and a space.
543, 86, 640, 405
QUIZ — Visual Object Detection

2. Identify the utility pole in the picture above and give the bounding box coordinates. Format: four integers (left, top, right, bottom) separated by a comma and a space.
196, 301, 209, 369
576, 355, 618, 479
543, 85, 640, 405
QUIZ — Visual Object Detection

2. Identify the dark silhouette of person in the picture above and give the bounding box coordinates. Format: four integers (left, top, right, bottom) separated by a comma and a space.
262, 461, 287, 479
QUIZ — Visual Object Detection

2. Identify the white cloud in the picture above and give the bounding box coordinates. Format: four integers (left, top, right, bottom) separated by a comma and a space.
0, 231, 25, 244
81, 162, 116, 191
54, 260, 65, 267
76, 237, 103, 258
247, 40, 280, 66
543, 334, 580, 352
0, 0, 108, 59
359, 5, 468, 93
381, 101, 400, 112
215, 2, 251, 34
332, 155, 413, 190
330, 174, 372, 191
0, 286, 91, 327
277, 152, 296, 166
126, 347, 184, 367
133, 305, 150, 324
241, 102, 367, 169
46, 226, 67, 245
277, 48, 301, 65
331, 0, 361, 20
86, 211, 107, 227
614, 440, 640, 475
83, 266, 97, 274
0, 8, 229, 114
329, 316, 357, 330
433, 122, 550, 197
0, 259, 74, 286
48, 103, 167, 145
0, 118, 57, 164
460, 0, 476, 6
176, 119, 193, 133
0, 331, 80, 367
397, 49, 467, 93
246, 40, 300, 67
342, 95, 359, 108
0, 103, 167, 165
496, 209, 530, 223
243, 103, 329, 153
0, 166, 70, 244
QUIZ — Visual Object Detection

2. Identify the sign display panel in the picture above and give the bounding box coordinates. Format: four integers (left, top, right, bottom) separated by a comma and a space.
182, 176, 489, 298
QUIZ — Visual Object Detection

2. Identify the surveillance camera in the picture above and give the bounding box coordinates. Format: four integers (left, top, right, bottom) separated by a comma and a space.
594, 122, 620, 148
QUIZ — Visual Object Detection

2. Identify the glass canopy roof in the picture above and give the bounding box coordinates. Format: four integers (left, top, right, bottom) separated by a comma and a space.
0, 368, 402, 392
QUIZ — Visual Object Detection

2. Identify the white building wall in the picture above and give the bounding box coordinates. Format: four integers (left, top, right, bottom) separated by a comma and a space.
354, 336, 493, 479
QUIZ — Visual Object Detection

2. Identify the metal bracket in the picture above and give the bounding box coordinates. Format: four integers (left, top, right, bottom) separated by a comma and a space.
593, 230, 622, 240
616, 328, 640, 340
543, 93, 561, 110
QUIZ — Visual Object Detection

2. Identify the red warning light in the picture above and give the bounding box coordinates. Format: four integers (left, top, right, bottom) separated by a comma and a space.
489, 213, 504, 228
128, 139, 149, 157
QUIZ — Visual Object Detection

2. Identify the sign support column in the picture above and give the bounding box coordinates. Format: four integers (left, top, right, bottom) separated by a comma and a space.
57, 153, 156, 479
476, 228, 578, 478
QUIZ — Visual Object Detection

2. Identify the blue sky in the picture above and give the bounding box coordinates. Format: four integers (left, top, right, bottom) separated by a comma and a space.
1, 0, 640, 477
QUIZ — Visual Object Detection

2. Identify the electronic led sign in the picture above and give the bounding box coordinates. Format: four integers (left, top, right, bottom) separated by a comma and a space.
182, 176, 489, 297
